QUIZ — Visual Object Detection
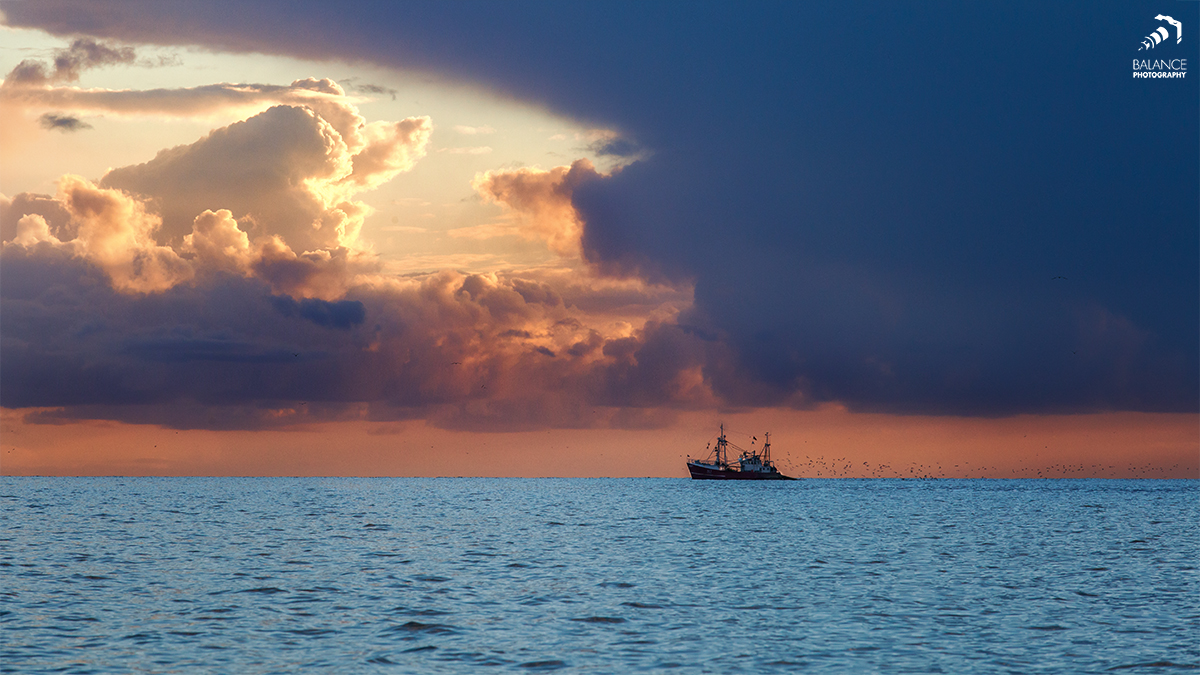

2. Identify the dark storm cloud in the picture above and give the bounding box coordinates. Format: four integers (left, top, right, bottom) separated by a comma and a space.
3, 38, 136, 86
586, 137, 639, 158
270, 295, 366, 330
121, 336, 304, 364
2, 0, 1197, 416
37, 113, 92, 132
339, 78, 398, 100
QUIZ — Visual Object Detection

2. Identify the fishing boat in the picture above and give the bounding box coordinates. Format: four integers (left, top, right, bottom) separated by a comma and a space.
686, 425, 795, 480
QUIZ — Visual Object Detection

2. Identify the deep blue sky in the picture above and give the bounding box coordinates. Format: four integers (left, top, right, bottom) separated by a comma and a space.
3, 0, 1197, 420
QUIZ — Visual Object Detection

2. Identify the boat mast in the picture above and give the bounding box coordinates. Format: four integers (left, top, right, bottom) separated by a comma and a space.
717, 423, 728, 467
763, 432, 771, 464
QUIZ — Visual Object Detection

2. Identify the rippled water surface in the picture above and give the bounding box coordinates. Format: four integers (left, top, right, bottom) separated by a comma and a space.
2, 478, 1197, 673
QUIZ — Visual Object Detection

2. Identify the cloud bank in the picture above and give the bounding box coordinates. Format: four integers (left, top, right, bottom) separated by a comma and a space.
2, 1, 1197, 429
2, 84, 702, 430
1, 244, 710, 430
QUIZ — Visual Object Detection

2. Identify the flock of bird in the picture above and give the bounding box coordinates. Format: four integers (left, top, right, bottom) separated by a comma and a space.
775, 455, 1189, 479
711, 428, 1191, 479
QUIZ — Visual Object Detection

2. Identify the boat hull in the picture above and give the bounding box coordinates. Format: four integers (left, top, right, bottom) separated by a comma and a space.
687, 462, 795, 480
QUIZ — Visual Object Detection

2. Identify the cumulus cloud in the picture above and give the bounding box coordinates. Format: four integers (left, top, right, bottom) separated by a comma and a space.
4, 91, 431, 299
1, 192, 72, 242
249, 235, 377, 300
472, 159, 604, 258
11, 213, 56, 247
181, 209, 254, 273
342, 116, 433, 189
8, 175, 193, 293
98, 97, 429, 252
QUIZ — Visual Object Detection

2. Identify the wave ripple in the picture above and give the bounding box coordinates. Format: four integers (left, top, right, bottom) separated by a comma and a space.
1, 477, 1196, 673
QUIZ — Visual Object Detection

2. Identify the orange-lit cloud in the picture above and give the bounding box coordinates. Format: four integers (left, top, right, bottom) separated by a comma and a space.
1, 82, 710, 431
11, 176, 191, 293
4, 88, 432, 299
0, 83, 726, 435
99, 99, 431, 252
1, 244, 715, 431
472, 159, 604, 257
182, 209, 254, 273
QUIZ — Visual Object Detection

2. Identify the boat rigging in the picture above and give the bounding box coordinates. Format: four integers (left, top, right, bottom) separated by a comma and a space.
686, 424, 795, 480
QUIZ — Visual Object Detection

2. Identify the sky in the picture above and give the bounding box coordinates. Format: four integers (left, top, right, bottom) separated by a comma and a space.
0, 0, 1196, 478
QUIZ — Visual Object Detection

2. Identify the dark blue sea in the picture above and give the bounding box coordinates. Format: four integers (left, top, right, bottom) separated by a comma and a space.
2, 478, 1196, 674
